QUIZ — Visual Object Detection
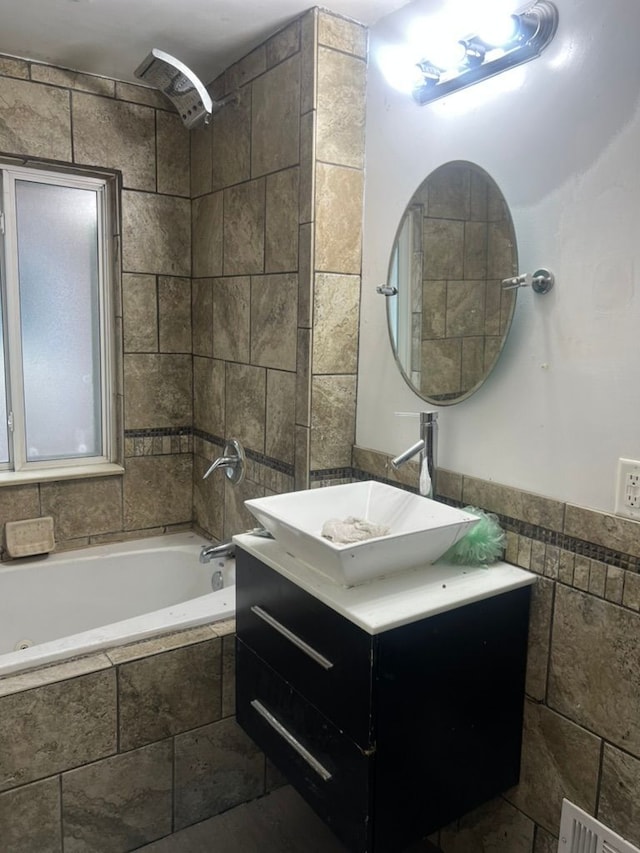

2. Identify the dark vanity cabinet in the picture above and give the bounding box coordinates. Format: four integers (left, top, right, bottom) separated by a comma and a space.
236, 546, 531, 853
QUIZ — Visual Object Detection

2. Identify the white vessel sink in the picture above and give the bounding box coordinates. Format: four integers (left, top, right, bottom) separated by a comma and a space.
244, 481, 479, 587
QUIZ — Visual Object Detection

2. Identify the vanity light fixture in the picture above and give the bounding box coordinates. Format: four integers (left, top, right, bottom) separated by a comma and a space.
411, 0, 558, 105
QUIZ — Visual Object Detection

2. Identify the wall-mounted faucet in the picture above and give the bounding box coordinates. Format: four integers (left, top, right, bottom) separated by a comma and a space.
203, 438, 245, 485
390, 412, 438, 498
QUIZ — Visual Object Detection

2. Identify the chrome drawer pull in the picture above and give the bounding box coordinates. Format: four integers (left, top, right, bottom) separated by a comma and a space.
250, 699, 332, 782
250, 605, 334, 670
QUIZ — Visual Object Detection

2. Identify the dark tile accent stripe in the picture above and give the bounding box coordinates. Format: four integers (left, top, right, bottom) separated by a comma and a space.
194, 429, 294, 478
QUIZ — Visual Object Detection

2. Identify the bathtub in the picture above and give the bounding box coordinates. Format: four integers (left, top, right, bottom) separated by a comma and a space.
0, 531, 235, 677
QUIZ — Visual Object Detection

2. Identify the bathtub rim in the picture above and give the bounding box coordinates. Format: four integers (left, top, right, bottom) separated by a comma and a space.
0, 530, 236, 679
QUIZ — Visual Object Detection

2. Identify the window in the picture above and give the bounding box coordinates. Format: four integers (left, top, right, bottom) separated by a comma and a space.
0, 164, 121, 482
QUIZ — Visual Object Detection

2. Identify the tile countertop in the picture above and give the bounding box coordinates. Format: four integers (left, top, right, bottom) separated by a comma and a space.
233, 533, 536, 636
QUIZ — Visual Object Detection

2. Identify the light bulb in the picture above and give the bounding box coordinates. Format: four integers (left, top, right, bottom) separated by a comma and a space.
376, 45, 423, 95
477, 13, 519, 46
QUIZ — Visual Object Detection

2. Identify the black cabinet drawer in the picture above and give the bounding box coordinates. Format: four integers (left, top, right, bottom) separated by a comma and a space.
236, 639, 372, 853
236, 548, 374, 747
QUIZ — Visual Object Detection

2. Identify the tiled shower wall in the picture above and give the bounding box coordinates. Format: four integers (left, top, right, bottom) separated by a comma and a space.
354, 446, 640, 852
190, 8, 367, 542
0, 55, 193, 547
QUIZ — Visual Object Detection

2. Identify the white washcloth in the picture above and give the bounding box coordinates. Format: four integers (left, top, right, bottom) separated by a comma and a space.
321, 516, 390, 544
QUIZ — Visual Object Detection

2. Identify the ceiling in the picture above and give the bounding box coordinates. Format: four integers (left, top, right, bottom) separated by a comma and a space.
0, 0, 409, 86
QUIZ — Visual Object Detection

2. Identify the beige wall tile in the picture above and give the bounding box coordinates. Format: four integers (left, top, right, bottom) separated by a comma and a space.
158, 277, 191, 353
310, 375, 356, 469
622, 571, 640, 610
266, 369, 296, 464
211, 92, 251, 191
40, 477, 122, 540
440, 797, 534, 853
316, 47, 366, 169
0, 485, 40, 526
463, 477, 565, 531
192, 279, 213, 357
565, 504, 640, 557
123, 274, 158, 352
251, 55, 301, 177
525, 577, 554, 701
225, 363, 266, 454
156, 110, 190, 196
421, 337, 462, 397
266, 20, 301, 68
300, 9, 318, 115
221, 635, 236, 718
190, 121, 213, 197
317, 10, 367, 58
0, 77, 71, 161
192, 191, 223, 278
427, 163, 471, 219
124, 354, 192, 428
296, 328, 311, 428
298, 222, 314, 327
118, 640, 221, 750
599, 743, 640, 848
0, 56, 29, 79
0, 670, 117, 791
250, 274, 297, 371
122, 191, 190, 276
193, 356, 225, 437
265, 167, 299, 272
174, 718, 265, 830
423, 219, 465, 279
61, 741, 172, 852
223, 179, 265, 275
123, 455, 193, 530
106, 626, 216, 665
298, 110, 315, 225
506, 701, 600, 834
225, 46, 267, 94
223, 474, 266, 538
422, 280, 447, 339
463, 222, 488, 279
115, 81, 169, 110
314, 163, 363, 274
31, 64, 114, 96
193, 451, 225, 540
72, 92, 155, 190
312, 273, 360, 374
295, 425, 310, 489
212, 277, 251, 362
549, 585, 640, 757
0, 776, 61, 853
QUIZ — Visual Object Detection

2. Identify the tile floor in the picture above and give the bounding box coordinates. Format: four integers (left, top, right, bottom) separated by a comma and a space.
134, 785, 440, 852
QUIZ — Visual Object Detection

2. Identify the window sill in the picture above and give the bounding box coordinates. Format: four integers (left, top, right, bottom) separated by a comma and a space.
0, 462, 125, 487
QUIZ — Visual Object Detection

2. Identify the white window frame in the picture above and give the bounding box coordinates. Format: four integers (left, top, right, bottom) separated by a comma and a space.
0, 163, 123, 484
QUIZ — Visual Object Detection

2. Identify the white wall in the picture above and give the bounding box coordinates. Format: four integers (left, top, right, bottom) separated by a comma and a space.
358, 0, 640, 512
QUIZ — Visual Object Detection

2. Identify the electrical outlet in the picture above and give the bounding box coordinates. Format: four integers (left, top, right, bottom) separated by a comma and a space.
615, 458, 640, 520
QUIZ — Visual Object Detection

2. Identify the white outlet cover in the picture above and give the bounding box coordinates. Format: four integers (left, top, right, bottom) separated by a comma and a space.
615, 458, 640, 520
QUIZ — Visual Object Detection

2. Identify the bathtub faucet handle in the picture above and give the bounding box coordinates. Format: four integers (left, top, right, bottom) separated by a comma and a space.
203, 438, 245, 485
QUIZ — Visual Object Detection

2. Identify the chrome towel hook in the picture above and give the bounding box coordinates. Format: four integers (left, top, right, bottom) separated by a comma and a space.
502, 268, 555, 294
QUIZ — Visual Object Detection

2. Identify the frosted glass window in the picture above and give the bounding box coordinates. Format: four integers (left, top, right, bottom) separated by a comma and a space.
16, 181, 101, 461
0, 299, 8, 464
0, 163, 115, 478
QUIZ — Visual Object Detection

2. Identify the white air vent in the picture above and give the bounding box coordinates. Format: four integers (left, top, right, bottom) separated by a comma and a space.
558, 800, 640, 853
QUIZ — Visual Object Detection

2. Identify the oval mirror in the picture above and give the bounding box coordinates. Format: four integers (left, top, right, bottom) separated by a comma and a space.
386, 161, 517, 405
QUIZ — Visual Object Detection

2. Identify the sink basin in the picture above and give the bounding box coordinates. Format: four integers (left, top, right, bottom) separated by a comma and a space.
244, 481, 479, 586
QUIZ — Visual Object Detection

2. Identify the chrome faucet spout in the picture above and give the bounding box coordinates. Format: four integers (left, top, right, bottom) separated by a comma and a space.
390, 412, 438, 498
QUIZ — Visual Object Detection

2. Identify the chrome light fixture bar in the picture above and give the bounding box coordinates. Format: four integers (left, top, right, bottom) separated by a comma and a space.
412, 0, 558, 105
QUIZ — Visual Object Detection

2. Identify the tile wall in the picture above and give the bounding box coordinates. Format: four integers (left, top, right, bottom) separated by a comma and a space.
353, 445, 640, 853
0, 56, 193, 548
189, 8, 367, 542
0, 622, 285, 851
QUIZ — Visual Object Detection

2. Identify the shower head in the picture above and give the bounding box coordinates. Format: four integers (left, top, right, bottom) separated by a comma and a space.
134, 48, 215, 130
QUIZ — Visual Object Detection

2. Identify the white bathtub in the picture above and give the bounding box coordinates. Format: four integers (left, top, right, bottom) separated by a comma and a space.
0, 531, 235, 677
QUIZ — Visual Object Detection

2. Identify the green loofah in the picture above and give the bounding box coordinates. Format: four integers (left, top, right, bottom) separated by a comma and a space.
437, 506, 505, 567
